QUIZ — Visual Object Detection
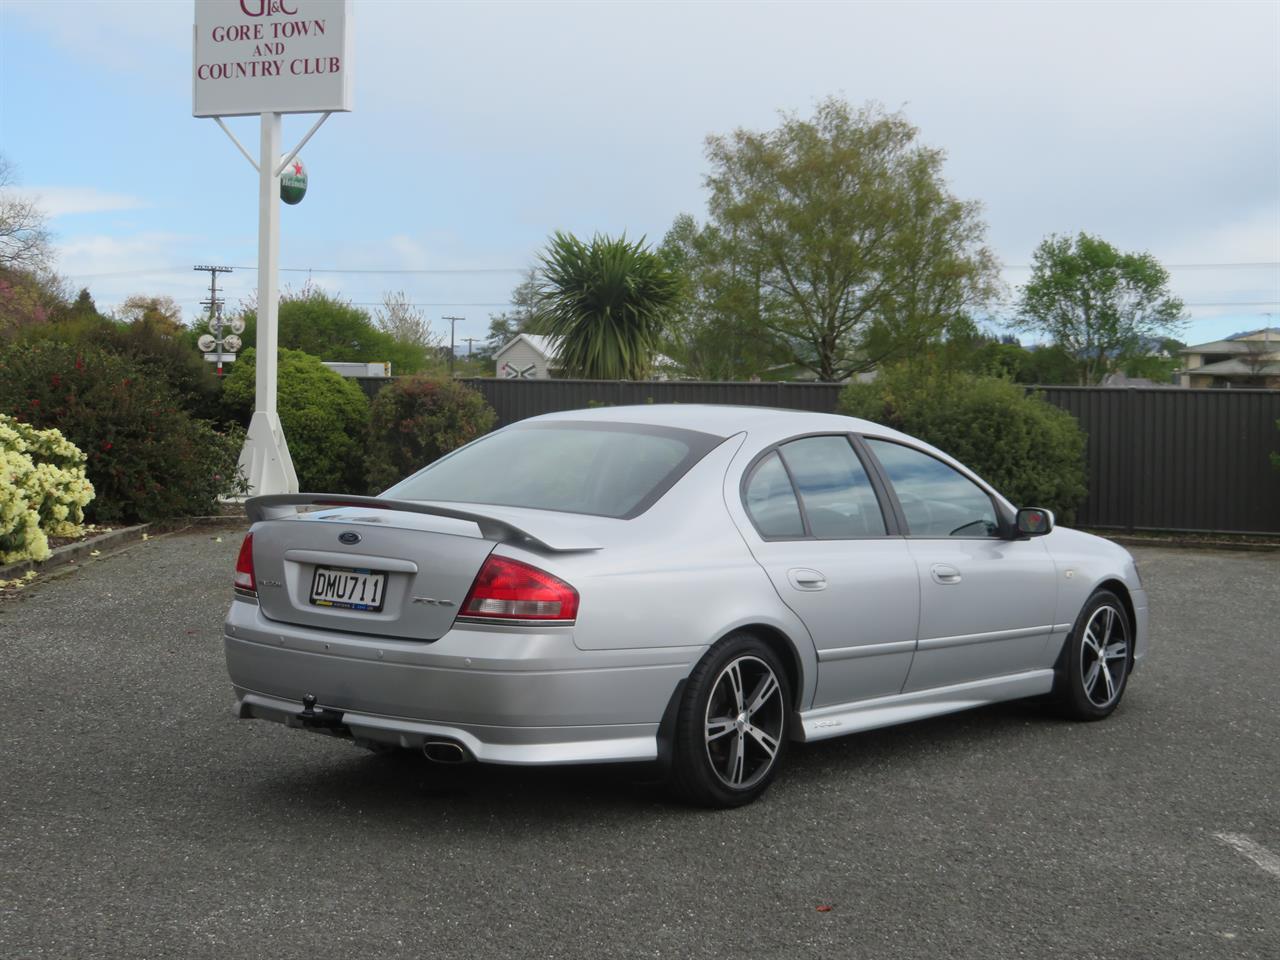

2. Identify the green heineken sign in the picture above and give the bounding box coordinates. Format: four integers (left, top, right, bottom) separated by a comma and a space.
280, 158, 308, 205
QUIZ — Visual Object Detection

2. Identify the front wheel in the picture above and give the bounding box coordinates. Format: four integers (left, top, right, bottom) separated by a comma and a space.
671, 633, 792, 808
1054, 590, 1132, 720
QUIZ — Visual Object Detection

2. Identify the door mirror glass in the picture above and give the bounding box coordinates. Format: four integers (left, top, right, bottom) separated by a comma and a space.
1015, 507, 1055, 536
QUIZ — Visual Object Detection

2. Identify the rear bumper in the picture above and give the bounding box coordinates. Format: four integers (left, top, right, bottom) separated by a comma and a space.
223, 599, 698, 765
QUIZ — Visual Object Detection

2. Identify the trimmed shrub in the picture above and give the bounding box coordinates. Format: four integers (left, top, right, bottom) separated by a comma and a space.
236, 287, 435, 375
16, 296, 224, 422
365, 376, 497, 494
0, 341, 245, 523
839, 365, 1088, 522
0, 416, 94, 563
222, 348, 369, 493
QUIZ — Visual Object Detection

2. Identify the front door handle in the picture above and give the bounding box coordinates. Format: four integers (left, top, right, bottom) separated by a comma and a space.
930, 563, 962, 585
787, 568, 827, 591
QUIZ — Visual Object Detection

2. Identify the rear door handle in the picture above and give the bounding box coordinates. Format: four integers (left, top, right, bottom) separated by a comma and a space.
930, 563, 962, 585
787, 568, 827, 591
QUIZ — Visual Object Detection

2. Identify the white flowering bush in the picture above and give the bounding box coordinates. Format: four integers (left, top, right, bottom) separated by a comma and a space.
0, 415, 95, 564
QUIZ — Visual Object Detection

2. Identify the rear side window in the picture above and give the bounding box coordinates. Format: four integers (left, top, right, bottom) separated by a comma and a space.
743, 452, 805, 538
384, 421, 722, 519
778, 436, 886, 537
865, 439, 999, 538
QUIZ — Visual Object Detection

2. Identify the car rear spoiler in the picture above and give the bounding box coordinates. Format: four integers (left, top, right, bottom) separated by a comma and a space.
245, 494, 602, 553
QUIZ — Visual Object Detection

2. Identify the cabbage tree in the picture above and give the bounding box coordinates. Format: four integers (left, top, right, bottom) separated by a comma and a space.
532, 232, 681, 380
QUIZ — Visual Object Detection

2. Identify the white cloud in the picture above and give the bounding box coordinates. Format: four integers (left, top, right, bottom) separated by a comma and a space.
54, 232, 236, 320
3, 0, 188, 73
15, 186, 147, 218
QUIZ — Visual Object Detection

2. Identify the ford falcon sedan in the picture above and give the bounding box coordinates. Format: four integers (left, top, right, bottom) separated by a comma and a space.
224, 405, 1147, 807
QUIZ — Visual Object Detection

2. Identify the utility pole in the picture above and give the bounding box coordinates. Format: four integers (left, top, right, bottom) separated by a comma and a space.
443, 316, 464, 376
463, 337, 479, 357
194, 265, 232, 377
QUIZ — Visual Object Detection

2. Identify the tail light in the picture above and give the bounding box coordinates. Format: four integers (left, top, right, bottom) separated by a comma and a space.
460, 555, 578, 622
234, 532, 256, 594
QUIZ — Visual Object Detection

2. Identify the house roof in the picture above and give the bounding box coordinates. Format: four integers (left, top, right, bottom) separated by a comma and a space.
1182, 328, 1280, 355
493, 332, 677, 371
1227, 326, 1280, 341
494, 333, 562, 362
1185, 357, 1280, 377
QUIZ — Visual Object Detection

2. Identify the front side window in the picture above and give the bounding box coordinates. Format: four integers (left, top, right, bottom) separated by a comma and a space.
384, 421, 722, 519
778, 436, 886, 537
865, 439, 999, 538
743, 451, 805, 538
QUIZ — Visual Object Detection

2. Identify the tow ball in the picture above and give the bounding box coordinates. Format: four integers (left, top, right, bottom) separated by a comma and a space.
293, 693, 346, 732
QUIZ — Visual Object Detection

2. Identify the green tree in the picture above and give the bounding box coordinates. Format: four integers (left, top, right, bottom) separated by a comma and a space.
14, 294, 224, 420
0, 265, 67, 333
839, 362, 1088, 521
222, 347, 369, 493
236, 286, 431, 374
365, 376, 496, 493
373, 290, 444, 355
1121, 337, 1185, 383
0, 340, 244, 523
658, 214, 782, 379
699, 98, 998, 381
1016, 233, 1185, 384
479, 269, 541, 360
530, 232, 681, 380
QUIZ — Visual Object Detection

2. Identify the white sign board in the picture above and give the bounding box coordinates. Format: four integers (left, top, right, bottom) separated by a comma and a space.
193, 0, 353, 117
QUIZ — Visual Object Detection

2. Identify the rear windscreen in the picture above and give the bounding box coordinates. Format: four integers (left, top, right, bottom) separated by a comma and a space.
383, 421, 724, 519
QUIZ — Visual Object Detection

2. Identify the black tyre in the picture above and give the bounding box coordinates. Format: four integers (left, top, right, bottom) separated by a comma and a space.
1054, 589, 1132, 720
671, 632, 792, 808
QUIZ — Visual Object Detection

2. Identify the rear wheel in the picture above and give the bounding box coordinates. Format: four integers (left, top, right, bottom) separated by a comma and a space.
671, 633, 791, 808
1054, 590, 1131, 720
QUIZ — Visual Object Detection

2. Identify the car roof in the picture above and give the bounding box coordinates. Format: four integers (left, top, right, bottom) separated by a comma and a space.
527, 403, 897, 439
521, 404, 1013, 510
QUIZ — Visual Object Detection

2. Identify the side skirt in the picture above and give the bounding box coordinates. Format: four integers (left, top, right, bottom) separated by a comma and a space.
798, 669, 1056, 742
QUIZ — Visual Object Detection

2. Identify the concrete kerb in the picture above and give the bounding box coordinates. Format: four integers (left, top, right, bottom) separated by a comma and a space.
0, 524, 150, 583
1098, 533, 1280, 554
0, 511, 251, 585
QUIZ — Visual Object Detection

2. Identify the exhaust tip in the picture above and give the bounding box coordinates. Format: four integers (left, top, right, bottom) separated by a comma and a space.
422, 739, 470, 764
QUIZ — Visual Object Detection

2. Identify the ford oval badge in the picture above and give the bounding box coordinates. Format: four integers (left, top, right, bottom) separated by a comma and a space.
338, 531, 361, 545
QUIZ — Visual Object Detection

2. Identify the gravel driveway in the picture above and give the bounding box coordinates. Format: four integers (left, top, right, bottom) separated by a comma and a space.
1, 531, 1276, 959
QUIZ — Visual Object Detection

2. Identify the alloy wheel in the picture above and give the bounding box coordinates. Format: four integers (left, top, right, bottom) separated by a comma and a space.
704, 655, 785, 789
1080, 604, 1129, 708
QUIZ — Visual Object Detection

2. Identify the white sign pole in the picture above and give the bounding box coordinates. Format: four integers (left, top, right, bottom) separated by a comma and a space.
238, 111, 299, 496
194, 0, 352, 496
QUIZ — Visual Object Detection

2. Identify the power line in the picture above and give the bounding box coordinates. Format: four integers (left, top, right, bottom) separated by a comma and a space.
231, 266, 527, 275
63, 260, 1280, 281
998, 261, 1280, 270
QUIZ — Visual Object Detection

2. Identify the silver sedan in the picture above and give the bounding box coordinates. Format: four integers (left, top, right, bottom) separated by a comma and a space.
224, 405, 1148, 807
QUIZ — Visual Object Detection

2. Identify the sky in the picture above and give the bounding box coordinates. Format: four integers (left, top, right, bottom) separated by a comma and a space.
1, 0, 1278, 354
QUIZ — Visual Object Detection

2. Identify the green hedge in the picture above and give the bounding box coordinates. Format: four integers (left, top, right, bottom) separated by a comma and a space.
0, 340, 244, 523
222, 348, 369, 493
839, 366, 1088, 522
365, 376, 496, 494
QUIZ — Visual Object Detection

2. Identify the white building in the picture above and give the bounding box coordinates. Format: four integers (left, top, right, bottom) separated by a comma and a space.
493, 334, 562, 379
493, 333, 680, 380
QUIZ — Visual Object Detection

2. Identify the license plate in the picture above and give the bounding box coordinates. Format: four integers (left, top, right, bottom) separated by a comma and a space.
309, 565, 386, 611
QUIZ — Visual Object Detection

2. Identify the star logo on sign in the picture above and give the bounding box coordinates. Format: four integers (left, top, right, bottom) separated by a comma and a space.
292, 162, 303, 176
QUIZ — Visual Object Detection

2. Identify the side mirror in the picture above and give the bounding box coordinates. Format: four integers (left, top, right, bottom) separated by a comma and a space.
1016, 507, 1055, 537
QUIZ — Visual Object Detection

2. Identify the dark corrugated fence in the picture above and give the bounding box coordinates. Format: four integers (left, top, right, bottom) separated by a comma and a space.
355, 377, 1280, 534
458, 377, 844, 424
1034, 387, 1280, 535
